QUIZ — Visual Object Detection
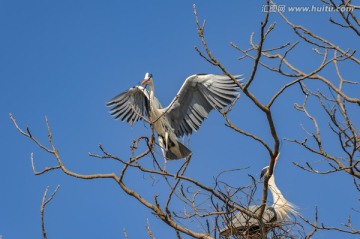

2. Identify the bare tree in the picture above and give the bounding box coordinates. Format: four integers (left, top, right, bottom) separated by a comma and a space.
11, 0, 359, 238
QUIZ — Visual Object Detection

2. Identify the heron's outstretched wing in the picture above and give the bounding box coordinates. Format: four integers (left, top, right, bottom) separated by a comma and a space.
166, 74, 242, 137
106, 86, 152, 126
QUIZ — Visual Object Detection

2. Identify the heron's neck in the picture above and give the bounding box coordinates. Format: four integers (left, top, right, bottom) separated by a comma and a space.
148, 82, 155, 101
147, 82, 159, 112
268, 175, 294, 219
268, 176, 283, 202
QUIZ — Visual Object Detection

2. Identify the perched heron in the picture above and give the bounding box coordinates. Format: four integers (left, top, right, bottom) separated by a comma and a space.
220, 155, 296, 238
107, 72, 241, 160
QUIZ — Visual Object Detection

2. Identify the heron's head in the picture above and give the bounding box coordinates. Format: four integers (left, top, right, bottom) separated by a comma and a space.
260, 154, 280, 180
141, 72, 153, 86
260, 166, 270, 180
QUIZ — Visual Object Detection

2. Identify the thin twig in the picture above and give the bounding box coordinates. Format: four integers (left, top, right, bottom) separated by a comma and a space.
41, 185, 60, 239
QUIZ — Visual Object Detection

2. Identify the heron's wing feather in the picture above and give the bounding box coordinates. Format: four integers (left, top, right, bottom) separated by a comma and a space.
231, 205, 262, 229
166, 74, 242, 137
233, 205, 277, 226
106, 86, 151, 126
220, 205, 277, 236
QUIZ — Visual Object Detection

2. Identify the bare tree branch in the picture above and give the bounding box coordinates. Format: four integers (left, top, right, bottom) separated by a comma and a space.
41, 185, 60, 239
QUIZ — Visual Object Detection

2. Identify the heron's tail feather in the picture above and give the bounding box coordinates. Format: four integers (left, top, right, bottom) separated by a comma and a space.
166, 140, 192, 160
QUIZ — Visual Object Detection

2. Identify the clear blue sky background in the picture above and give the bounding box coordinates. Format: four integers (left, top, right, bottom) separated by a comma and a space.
0, 1, 359, 238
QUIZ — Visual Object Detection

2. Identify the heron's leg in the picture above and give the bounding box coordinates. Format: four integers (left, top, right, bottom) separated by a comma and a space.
158, 136, 167, 171
149, 134, 155, 148
158, 136, 165, 155
164, 131, 169, 152
162, 132, 171, 170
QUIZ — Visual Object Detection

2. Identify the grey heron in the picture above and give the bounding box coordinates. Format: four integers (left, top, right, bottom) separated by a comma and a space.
106, 72, 241, 160
220, 154, 296, 238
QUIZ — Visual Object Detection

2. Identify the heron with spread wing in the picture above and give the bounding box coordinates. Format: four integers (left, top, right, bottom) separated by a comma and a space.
107, 72, 241, 161
220, 154, 297, 238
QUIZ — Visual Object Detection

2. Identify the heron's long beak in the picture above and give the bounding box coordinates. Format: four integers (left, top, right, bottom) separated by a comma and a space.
274, 153, 280, 164
141, 78, 149, 85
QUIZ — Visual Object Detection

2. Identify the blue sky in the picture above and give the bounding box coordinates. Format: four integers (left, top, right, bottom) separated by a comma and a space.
1, 1, 359, 238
